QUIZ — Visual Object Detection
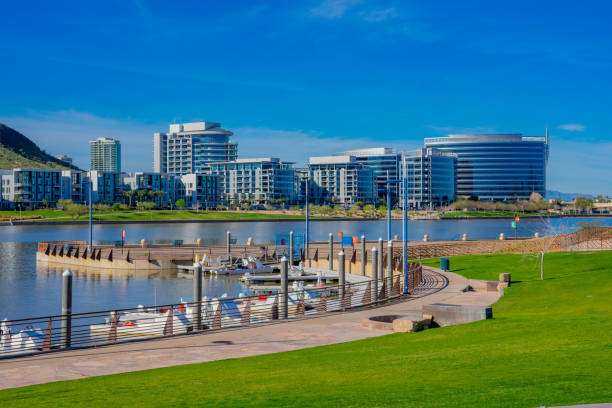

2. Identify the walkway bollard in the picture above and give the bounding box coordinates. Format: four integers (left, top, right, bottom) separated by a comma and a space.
462, 233, 468, 241
423, 234, 429, 242
338, 250, 345, 302
499, 233, 505, 240
534, 232, 540, 238
226, 231, 231, 262
280, 256, 288, 319
387, 240, 393, 297
378, 238, 383, 280
361, 235, 366, 276
61, 270, 73, 348
372, 247, 378, 302
328, 233, 334, 271
193, 262, 202, 331
289, 231, 294, 267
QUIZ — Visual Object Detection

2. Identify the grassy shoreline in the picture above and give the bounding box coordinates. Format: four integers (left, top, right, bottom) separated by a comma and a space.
1, 251, 610, 407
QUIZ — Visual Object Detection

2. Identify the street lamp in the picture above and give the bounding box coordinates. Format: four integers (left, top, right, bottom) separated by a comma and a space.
382, 177, 409, 294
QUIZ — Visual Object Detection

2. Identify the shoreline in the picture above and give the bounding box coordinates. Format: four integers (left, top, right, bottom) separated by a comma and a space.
1, 213, 610, 226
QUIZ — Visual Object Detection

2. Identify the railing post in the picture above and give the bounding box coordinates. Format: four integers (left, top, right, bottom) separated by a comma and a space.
289, 231, 294, 267
372, 247, 378, 302
280, 256, 288, 319
226, 231, 231, 262
338, 250, 345, 301
361, 235, 366, 276
193, 262, 202, 331
328, 233, 334, 271
61, 270, 73, 348
387, 240, 393, 297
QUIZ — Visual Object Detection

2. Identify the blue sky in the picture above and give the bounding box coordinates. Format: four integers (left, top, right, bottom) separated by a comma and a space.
0, 0, 611, 195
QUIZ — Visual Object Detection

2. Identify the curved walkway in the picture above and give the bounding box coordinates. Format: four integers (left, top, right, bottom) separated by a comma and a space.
0, 267, 499, 390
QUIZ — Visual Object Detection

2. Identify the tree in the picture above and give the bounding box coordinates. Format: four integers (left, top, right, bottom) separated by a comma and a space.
574, 196, 594, 213
57, 199, 72, 210
175, 199, 186, 209
112, 202, 122, 211
123, 190, 136, 207
65, 203, 88, 219
529, 192, 543, 203
41, 198, 50, 208
137, 190, 147, 202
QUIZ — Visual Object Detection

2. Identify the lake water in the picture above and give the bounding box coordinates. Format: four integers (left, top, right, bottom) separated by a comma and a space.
1, 217, 610, 319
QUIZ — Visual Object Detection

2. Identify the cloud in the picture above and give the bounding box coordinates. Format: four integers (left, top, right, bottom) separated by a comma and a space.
361, 8, 397, 23
310, 0, 362, 19
558, 123, 586, 132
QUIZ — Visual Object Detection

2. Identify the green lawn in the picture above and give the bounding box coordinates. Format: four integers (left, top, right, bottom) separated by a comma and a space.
2, 251, 611, 407
441, 210, 542, 218
0, 209, 309, 222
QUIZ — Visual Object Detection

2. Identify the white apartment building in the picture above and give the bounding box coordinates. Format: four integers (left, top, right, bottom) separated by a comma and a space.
308, 155, 375, 205
153, 121, 237, 175
90, 137, 121, 172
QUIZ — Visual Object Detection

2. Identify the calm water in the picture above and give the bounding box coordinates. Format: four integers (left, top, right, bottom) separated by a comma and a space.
1, 217, 610, 319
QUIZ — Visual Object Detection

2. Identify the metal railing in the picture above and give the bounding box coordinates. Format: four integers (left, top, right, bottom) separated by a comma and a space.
0, 263, 423, 359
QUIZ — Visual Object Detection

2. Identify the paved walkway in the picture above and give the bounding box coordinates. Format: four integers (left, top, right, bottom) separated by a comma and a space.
0, 268, 499, 390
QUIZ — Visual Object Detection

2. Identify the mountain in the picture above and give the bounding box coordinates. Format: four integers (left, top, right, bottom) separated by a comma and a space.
546, 190, 595, 201
0, 123, 81, 171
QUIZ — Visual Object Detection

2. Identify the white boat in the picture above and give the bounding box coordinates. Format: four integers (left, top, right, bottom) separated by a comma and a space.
89, 306, 193, 340
214, 257, 274, 275
0, 319, 45, 357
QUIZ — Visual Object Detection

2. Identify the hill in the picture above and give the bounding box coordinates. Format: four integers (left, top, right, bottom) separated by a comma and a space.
0, 123, 81, 171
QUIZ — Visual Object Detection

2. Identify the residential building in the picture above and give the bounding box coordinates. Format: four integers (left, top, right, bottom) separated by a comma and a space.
209, 158, 295, 206
341, 148, 400, 205
55, 155, 73, 165
1, 169, 62, 209
123, 172, 179, 207
90, 137, 121, 172
180, 173, 221, 208
61, 170, 86, 204
153, 121, 237, 175
308, 155, 375, 205
88, 170, 124, 204
398, 148, 457, 209
424, 132, 549, 201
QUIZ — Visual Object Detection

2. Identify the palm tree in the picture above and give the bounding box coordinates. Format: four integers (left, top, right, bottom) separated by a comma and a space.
123, 190, 136, 207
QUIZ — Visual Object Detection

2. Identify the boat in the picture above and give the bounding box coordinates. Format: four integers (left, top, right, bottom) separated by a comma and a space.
0, 319, 45, 357
214, 257, 274, 275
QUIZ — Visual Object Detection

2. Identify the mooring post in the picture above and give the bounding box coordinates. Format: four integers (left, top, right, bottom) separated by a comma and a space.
226, 231, 231, 262
387, 240, 393, 296
280, 256, 288, 319
338, 250, 346, 302
360, 235, 366, 276
289, 231, 294, 267
372, 247, 378, 302
61, 270, 73, 348
378, 237, 383, 281
328, 233, 334, 271
193, 262, 202, 331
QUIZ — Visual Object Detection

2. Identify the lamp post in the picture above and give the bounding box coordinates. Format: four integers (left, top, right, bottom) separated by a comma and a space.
88, 179, 93, 253
382, 178, 407, 294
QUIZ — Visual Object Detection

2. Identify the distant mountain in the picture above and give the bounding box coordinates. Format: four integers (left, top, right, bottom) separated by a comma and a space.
546, 190, 595, 201
0, 123, 81, 171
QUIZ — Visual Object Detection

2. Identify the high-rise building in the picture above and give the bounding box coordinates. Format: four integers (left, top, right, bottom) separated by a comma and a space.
89, 137, 121, 172
399, 148, 457, 209
341, 148, 400, 205
308, 155, 375, 205
153, 121, 237, 175
55, 155, 73, 165
424, 133, 549, 201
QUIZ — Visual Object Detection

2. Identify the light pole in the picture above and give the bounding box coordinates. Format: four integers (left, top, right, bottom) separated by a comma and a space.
402, 177, 408, 294
88, 180, 93, 253
305, 175, 310, 266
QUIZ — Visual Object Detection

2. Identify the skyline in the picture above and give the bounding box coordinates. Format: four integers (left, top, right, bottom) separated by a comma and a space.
1, 1, 611, 195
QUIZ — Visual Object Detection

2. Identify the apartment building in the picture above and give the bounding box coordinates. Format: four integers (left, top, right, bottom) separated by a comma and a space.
308, 155, 375, 205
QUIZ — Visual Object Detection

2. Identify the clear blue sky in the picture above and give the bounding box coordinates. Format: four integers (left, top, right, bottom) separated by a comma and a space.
0, 0, 610, 195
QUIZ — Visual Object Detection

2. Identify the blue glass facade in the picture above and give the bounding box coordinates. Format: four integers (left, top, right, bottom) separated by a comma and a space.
342, 148, 399, 205
424, 134, 548, 201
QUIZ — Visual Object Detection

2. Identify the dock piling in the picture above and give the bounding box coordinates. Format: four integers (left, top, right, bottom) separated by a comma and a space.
378, 238, 383, 281
372, 247, 378, 302
328, 233, 334, 271
193, 262, 202, 330
280, 256, 288, 319
387, 240, 393, 297
289, 231, 294, 266
226, 231, 231, 262
360, 235, 366, 276
61, 270, 73, 348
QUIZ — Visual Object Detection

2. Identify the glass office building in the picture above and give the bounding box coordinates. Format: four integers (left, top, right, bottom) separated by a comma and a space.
424, 133, 549, 201
341, 148, 399, 205
153, 121, 237, 175
399, 149, 457, 209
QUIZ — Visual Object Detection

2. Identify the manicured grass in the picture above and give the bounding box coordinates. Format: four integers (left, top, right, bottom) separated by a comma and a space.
441, 210, 541, 218
0, 209, 310, 222
2, 251, 612, 407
